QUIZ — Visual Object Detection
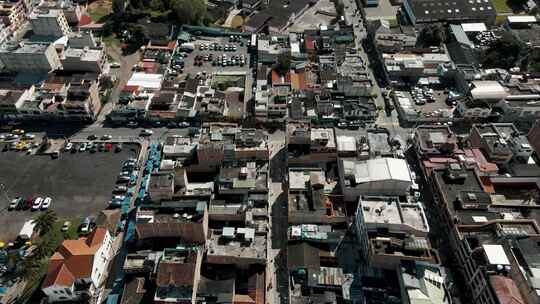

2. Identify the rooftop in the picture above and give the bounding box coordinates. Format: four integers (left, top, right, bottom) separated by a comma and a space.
360, 196, 430, 234
207, 228, 266, 263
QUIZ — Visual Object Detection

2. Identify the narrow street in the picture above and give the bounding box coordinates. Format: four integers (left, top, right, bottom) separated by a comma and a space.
266, 130, 288, 304
91, 48, 141, 128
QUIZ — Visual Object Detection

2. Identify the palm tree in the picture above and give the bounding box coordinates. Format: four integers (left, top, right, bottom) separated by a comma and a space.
33, 210, 57, 236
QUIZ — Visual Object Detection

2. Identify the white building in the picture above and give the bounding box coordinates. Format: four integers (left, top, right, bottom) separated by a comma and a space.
339, 158, 413, 201
30, 9, 71, 37
41, 228, 113, 303
0, 43, 62, 72
61, 47, 105, 73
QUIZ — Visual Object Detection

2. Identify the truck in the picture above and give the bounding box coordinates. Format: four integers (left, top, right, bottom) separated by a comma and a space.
18, 220, 36, 241
179, 43, 195, 52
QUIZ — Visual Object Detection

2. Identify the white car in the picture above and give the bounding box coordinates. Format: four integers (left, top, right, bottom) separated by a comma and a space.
22, 134, 35, 140
140, 129, 153, 136
112, 195, 126, 201
64, 142, 73, 151
32, 197, 43, 211
41, 197, 52, 210
101, 134, 112, 140
79, 142, 87, 152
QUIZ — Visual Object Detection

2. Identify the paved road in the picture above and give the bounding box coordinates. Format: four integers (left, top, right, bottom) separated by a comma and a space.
95, 50, 140, 125
266, 130, 288, 304
342, 0, 412, 141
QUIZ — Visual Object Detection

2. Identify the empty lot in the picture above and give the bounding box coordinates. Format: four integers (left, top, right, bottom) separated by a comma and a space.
0, 144, 140, 240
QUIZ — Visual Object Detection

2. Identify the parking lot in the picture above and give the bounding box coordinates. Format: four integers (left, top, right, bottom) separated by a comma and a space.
180, 36, 251, 76
0, 143, 140, 240
394, 89, 453, 119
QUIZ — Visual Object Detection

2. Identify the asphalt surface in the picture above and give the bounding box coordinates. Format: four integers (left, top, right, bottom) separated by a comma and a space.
0, 144, 140, 240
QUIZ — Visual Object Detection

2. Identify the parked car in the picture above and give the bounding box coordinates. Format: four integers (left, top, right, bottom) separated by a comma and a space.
41, 197, 52, 210
12, 129, 24, 135
9, 197, 21, 210
22, 133, 35, 140
140, 129, 153, 136
126, 121, 138, 128
115, 143, 123, 152
24, 197, 34, 210
113, 185, 127, 193
80, 217, 93, 234
61, 221, 71, 232
112, 195, 126, 201
64, 142, 73, 152
32, 197, 43, 211
87, 134, 98, 140
101, 134, 112, 140
79, 143, 87, 152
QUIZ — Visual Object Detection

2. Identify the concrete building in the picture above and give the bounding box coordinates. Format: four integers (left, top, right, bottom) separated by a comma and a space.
469, 123, 532, 164
0, 43, 62, 72
339, 158, 413, 201
154, 247, 202, 304
355, 196, 433, 270
0, 0, 26, 32
0, 87, 34, 120
403, 0, 496, 26
37, 0, 82, 25
528, 120, 540, 155
414, 125, 458, 158
61, 47, 105, 73
42, 228, 113, 303
30, 9, 71, 37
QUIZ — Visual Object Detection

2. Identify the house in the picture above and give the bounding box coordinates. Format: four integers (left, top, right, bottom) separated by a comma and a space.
154, 247, 202, 304
42, 228, 113, 303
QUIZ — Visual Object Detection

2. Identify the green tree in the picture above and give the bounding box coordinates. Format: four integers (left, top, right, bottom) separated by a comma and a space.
149, 0, 165, 11
482, 34, 525, 69
33, 210, 57, 236
276, 53, 291, 75
173, 0, 206, 25
113, 0, 126, 17
418, 24, 446, 47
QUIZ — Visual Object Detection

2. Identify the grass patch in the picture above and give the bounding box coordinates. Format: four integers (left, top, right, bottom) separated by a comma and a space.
103, 35, 121, 49
88, 10, 110, 22
388, 18, 398, 28
492, 0, 512, 13
495, 14, 508, 25
16, 217, 81, 303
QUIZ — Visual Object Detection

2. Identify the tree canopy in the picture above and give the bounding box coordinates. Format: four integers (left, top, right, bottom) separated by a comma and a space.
481, 34, 525, 69
173, 0, 207, 25
418, 24, 446, 47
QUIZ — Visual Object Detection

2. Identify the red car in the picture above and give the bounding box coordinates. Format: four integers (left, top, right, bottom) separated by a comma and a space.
25, 197, 34, 210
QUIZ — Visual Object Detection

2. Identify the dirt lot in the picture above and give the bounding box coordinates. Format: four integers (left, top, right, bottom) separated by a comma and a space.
0, 144, 140, 241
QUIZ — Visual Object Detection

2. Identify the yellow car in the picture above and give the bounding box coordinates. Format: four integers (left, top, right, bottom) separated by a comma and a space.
15, 142, 24, 150
12, 129, 24, 135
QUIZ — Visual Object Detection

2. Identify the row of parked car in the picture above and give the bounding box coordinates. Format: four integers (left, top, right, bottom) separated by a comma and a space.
65, 142, 123, 153
9, 196, 52, 211
109, 158, 138, 207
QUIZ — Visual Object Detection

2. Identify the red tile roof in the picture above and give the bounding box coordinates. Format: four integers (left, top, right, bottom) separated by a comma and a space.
305, 36, 315, 50
156, 258, 197, 288
271, 70, 291, 85
490, 275, 526, 304
42, 228, 108, 289
78, 15, 92, 27
290, 71, 306, 91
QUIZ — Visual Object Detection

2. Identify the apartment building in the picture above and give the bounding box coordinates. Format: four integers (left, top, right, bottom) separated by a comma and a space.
0, 42, 61, 72
30, 9, 71, 37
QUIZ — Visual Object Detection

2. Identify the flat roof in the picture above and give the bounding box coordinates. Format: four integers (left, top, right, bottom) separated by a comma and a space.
127, 73, 163, 90
461, 22, 487, 32
483, 244, 510, 265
